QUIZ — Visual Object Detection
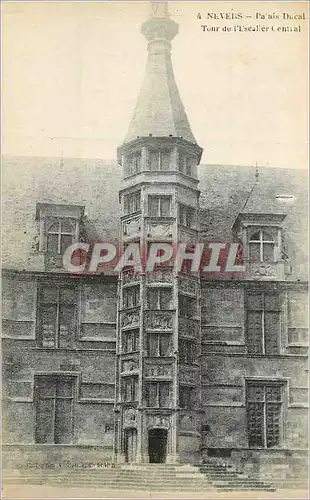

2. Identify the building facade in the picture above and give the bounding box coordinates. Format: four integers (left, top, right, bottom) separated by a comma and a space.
2, 3, 308, 477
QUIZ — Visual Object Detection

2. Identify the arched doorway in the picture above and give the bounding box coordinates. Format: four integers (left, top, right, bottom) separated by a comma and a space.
148, 428, 167, 463
124, 428, 137, 463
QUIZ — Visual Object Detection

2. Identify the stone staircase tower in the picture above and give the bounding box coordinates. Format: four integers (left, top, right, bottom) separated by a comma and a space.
114, 1, 203, 464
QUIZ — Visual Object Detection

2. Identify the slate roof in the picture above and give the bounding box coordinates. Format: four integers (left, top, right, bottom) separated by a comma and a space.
2, 155, 308, 280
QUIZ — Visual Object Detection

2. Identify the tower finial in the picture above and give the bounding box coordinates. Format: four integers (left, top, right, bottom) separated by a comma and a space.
150, 1, 169, 18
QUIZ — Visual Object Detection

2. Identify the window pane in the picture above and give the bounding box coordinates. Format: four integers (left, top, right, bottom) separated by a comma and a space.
55, 399, 73, 444
161, 151, 171, 170
56, 379, 74, 398
247, 311, 263, 354
264, 312, 280, 354
247, 385, 264, 401
47, 234, 59, 253
159, 289, 172, 310
36, 377, 56, 398
249, 231, 260, 241
35, 398, 55, 443
148, 196, 159, 217
247, 293, 263, 310
263, 243, 274, 262
265, 385, 282, 402
41, 305, 57, 348
148, 335, 158, 356
60, 288, 76, 305
160, 197, 171, 217
61, 235, 73, 255
159, 334, 171, 356
264, 294, 280, 311
41, 287, 58, 304
61, 220, 74, 233
159, 383, 170, 407
147, 383, 158, 407
247, 402, 264, 447
149, 151, 159, 170
59, 306, 75, 348
249, 243, 260, 261
147, 289, 158, 309
266, 403, 281, 448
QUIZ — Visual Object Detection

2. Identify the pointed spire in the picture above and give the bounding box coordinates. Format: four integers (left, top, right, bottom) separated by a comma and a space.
123, 1, 196, 144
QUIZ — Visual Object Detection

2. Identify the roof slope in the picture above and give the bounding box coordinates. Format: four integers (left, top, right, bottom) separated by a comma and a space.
2, 156, 308, 280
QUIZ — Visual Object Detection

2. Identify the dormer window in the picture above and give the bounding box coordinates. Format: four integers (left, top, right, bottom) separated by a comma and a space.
36, 203, 84, 269
249, 230, 275, 263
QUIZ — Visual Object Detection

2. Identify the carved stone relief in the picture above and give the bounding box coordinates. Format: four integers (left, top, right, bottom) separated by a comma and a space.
123, 216, 141, 237
145, 364, 172, 378
123, 408, 138, 428
147, 222, 173, 238
122, 359, 139, 373
121, 310, 140, 328
146, 311, 173, 330
147, 414, 170, 429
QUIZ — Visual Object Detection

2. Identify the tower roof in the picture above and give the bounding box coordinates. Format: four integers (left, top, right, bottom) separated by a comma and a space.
123, 1, 197, 145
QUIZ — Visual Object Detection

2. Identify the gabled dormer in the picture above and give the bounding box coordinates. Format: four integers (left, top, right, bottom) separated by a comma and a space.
232, 174, 291, 279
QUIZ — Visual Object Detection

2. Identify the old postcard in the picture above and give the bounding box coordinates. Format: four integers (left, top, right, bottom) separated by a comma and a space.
1, 1, 308, 499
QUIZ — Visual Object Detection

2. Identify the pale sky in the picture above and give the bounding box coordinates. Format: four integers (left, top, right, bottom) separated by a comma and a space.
2, 1, 308, 168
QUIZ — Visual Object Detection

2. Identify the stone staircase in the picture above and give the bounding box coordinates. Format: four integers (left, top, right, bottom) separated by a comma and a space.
3, 464, 215, 492
4, 462, 308, 493
197, 462, 308, 492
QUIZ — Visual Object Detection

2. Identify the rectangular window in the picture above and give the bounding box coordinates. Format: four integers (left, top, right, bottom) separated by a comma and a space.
147, 288, 172, 310
178, 154, 192, 176
179, 204, 195, 228
179, 294, 197, 319
122, 329, 139, 353
148, 150, 171, 171
123, 286, 140, 308
179, 339, 197, 364
125, 153, 141, 177
35, 376, 75, 444
47, 219, 75, 255
179, 386, 194, 410
246, 381, 283, 448
124, 191, 141, 214
148, 196, 171, 217
122, 376, 138, 402
246, 292, 280, 354
38, 285, 76, 348
146, 382, 171, 407
147, 333, 172, 356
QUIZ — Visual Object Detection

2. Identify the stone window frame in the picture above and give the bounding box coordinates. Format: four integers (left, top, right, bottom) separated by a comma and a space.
147, 147, 172, 171
145, 381, 171, 408
36, 203, 84, 255
245, 289, 282, 355
123, 189, 141, 215
36, 282, 78, 349
34, 373, 78, 444
148, 194, 172, 218
245, 378, 287, 449
178, 203, 196, 229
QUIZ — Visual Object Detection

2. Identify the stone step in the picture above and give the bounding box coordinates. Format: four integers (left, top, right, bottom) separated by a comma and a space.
3, 480, 214, 491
